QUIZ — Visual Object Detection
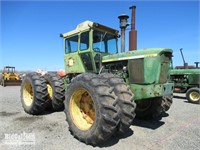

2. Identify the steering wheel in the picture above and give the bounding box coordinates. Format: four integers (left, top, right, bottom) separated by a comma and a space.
93, 48, 100, 52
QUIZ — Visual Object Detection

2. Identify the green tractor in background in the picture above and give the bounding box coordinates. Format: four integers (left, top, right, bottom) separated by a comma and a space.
170, 48, 200, 104
20, 6, 174, 145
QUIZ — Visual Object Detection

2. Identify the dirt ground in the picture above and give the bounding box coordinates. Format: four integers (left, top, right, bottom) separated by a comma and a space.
0, 86, 199, 150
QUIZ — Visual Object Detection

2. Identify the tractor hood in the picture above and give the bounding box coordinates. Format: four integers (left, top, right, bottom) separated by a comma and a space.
102, 48, 172, 63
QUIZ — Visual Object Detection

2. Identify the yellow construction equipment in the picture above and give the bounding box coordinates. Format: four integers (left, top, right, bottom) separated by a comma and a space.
0, 66, 22, 87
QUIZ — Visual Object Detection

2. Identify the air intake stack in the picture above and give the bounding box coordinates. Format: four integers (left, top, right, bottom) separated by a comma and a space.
118, 14, 129, 53
129, 6, 137, 51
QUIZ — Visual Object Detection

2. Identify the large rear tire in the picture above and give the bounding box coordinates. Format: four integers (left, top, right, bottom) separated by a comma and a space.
186, 88, 200, 104
64, 73, 119, 145
44, 73, 65, 111
20, 73, 49, 115
99, 73, 136, 134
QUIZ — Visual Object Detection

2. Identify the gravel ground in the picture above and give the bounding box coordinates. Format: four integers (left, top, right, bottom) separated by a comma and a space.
0, 86, 199, 150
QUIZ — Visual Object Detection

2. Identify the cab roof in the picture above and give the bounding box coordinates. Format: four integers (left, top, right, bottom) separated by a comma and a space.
61, 20, 119, 38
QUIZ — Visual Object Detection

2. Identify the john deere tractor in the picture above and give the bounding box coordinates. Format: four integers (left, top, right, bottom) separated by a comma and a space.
20, 6, 174, 145
170, 48, 200, 104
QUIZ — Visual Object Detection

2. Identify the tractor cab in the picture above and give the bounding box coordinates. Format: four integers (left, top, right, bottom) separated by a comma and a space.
61, 21, 119, 74
3, 66, 16, 74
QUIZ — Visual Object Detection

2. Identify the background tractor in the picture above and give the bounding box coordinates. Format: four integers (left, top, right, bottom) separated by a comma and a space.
170, 48, 200, 104
20, 6, 174, 145
0, 66, 22, 87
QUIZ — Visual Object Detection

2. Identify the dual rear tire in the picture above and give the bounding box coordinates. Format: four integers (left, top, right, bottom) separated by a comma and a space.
21, 72, 65, 115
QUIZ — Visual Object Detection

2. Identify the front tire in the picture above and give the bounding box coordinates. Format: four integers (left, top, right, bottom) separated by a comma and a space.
186, 88, 200, 104
64, 73, 119, 145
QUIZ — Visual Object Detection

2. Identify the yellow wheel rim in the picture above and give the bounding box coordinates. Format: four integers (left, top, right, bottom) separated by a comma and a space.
70, 88, 96, 131
190, 91, 200, 101
23, 81, 33, 106
47, 84, 53, 100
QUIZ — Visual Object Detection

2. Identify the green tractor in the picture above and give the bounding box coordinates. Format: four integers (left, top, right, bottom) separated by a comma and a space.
170, 48, 200, 104
20, 6, 174, 145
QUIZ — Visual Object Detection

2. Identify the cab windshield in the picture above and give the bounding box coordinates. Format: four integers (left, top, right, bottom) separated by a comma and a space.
93, 30, 118, 54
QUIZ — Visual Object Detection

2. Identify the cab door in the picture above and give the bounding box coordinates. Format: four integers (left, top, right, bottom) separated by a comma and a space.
79, 31, 95, 72
64, 35, 85, 74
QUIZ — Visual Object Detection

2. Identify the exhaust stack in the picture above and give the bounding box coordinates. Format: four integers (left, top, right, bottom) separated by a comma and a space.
129, 6, 137, 51
118, 14, 129, 53
194, 62, 200, 68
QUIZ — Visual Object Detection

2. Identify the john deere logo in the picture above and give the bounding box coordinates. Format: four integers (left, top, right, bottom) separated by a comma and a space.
68, 59, 74, 67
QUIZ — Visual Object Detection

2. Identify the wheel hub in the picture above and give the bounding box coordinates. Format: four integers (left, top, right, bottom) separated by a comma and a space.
23, 81, 33, 106
47, 84, 53, 100
190, 91, 200, 101
70, 88, 96, 131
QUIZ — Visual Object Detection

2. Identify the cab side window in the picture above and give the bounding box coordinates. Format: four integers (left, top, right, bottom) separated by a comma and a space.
65, 35, 78, 53
80, 32, 89, 50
